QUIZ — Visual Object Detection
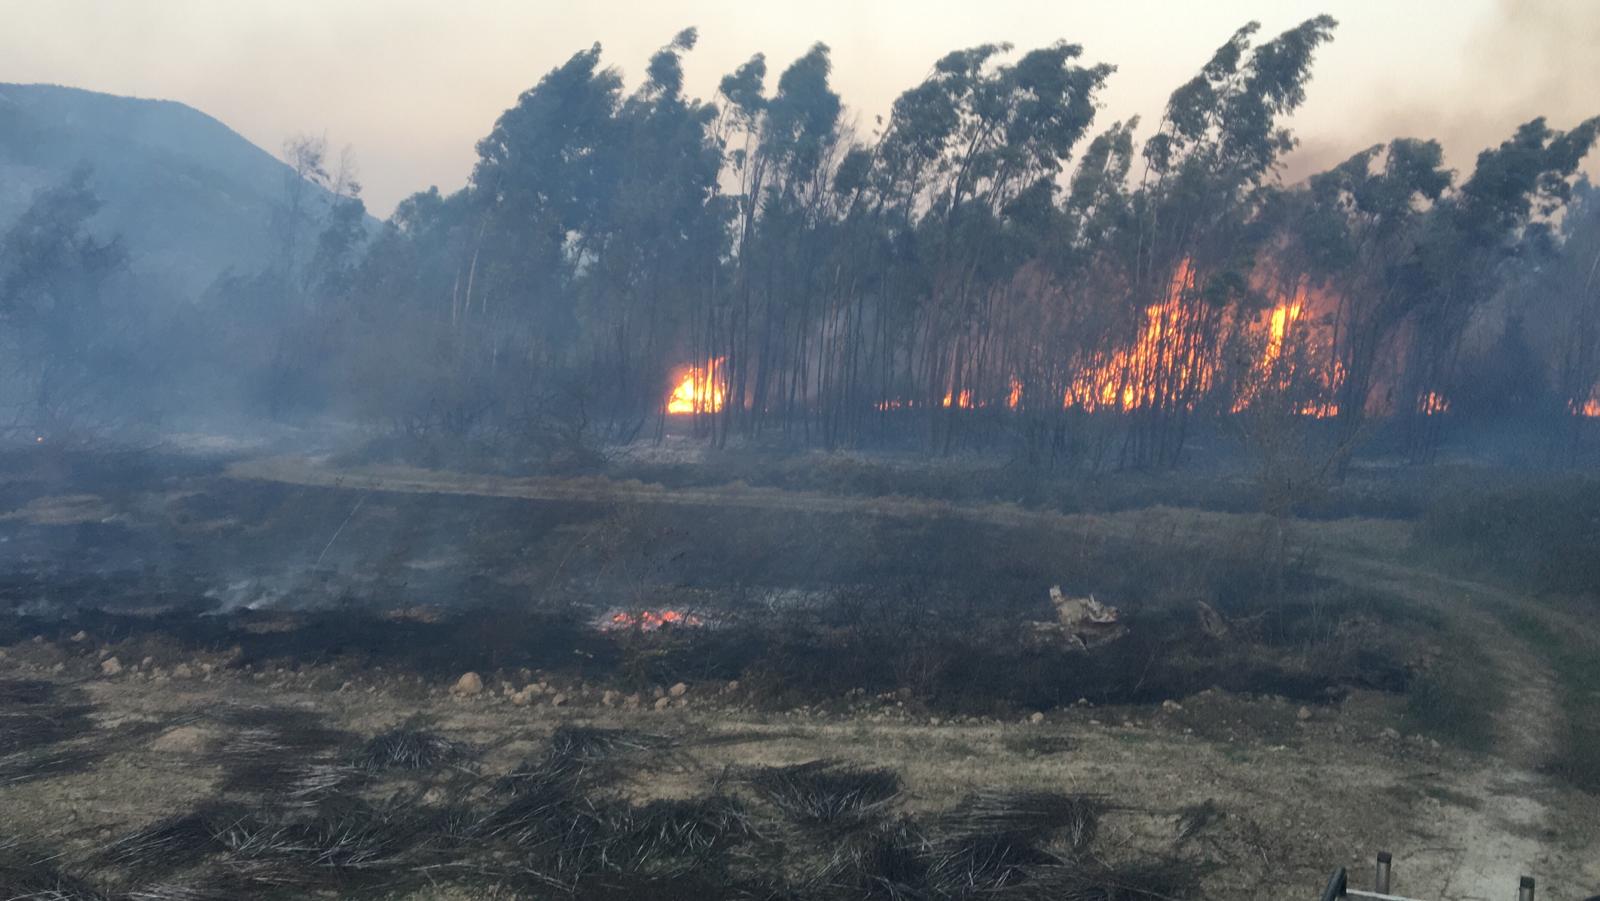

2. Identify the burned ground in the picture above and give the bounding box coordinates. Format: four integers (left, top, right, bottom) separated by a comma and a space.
0, 448, 1598, 898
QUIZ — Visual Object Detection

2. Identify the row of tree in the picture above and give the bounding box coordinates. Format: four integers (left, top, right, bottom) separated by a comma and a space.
5, 17, 1599, 470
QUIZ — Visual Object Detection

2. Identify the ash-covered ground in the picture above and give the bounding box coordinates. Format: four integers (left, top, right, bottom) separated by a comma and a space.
1, 445, 1598, 899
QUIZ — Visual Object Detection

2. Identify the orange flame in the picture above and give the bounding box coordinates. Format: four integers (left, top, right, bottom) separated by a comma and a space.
667, 358, 725, 415
601, 609, 704, 631
1574, 386, 1600, 417
1418, 391, 1450, 416
1065, 259, 1215, 412
941, 389, 974, 409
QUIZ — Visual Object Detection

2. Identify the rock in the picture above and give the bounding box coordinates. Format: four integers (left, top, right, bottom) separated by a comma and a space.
601, 689, 618, 706
1029, 712, 1046, 725
510, 690, 531, 707
99, 656, 122, 676
1162, 700, 1183, 713
725, 680, 740, 692
150, 725, 212, 754
669, 682, 688, 699
452, 672, 484, 696
673, 696, 689, 709
172, 664, 194, 679
141, 656, 155, 669
623, 693, 642, 709
1297, 706, 1313, 721
654, 696, 672, 711
550, 693, 568, 707
1380, 727, 1401, 741
199, 662, 214, 674
70, 630, 88, 642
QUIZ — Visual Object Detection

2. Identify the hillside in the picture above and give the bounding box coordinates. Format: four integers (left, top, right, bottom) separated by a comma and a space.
0, 82, 363, 296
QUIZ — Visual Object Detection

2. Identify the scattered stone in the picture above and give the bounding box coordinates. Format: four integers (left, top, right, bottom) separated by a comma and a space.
624, 693, 642, 709
1297, 706, 1313, 721
669, 682, 688, 699
601, 689, 618, 706
199, 662, 214, 675
99, 656, 122, 676
172, 664, 193, 679
1380, 727, 1401, 741
510, 690, 531, 707
452, 672, 484, 696
1162, 700, 1183, 713
1029, 712, 1046, 725
929, 717, 941, 726
1429, 739, 1442, 750
725, 680, 740, 692
141, 656, 155, 669
550, 693, 568, 707
70, 630, 88, 642
654, 696, 672, 711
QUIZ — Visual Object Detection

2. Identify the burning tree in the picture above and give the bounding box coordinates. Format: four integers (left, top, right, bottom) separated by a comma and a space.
276, 16, 1600, 472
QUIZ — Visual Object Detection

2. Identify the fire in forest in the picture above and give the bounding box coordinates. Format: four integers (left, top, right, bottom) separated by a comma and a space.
666, 358, 725, 415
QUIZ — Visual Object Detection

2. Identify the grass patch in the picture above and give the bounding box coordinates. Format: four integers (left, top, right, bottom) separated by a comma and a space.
1402, 628, 1501, 753
1418, 476, 1600, 595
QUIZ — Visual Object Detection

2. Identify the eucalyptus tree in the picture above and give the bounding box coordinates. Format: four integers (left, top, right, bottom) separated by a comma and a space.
1295, 137, 1451, 452
0, 168, 127, 433
1124, 15, 1337, 467
867, 40, 1113, 450
577, 28, 725, 437
1400, 115, 1600, 461
710, 43, 846, 442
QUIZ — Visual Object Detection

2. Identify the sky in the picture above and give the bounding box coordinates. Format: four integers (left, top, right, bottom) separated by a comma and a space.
4, 0, 1597, 217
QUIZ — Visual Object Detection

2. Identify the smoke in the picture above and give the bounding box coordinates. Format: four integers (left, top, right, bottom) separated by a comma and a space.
1283, 0, 1600, 186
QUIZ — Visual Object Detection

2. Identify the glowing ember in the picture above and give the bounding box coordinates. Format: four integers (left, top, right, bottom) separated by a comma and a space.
1006, 376, 1022, 410
1574, 387, 1600, 417
1418, 391, 1450, 416
600, 609, 705, 631
666, 357, 725, 415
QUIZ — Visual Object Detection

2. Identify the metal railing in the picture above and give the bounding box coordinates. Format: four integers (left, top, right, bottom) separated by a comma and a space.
1319, 851, 1539, 901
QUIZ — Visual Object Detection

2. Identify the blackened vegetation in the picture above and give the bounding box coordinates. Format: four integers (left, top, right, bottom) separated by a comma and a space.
354, 722, 476, 773
0, 677, 176, 788
745, 760, 902, 829
4, 707, 1205, 899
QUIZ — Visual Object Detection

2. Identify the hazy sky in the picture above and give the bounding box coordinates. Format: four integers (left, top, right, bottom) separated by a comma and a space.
5, 0, 1596, 217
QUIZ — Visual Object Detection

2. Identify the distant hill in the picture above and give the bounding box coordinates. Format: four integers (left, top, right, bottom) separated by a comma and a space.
0, 83, 368, 297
